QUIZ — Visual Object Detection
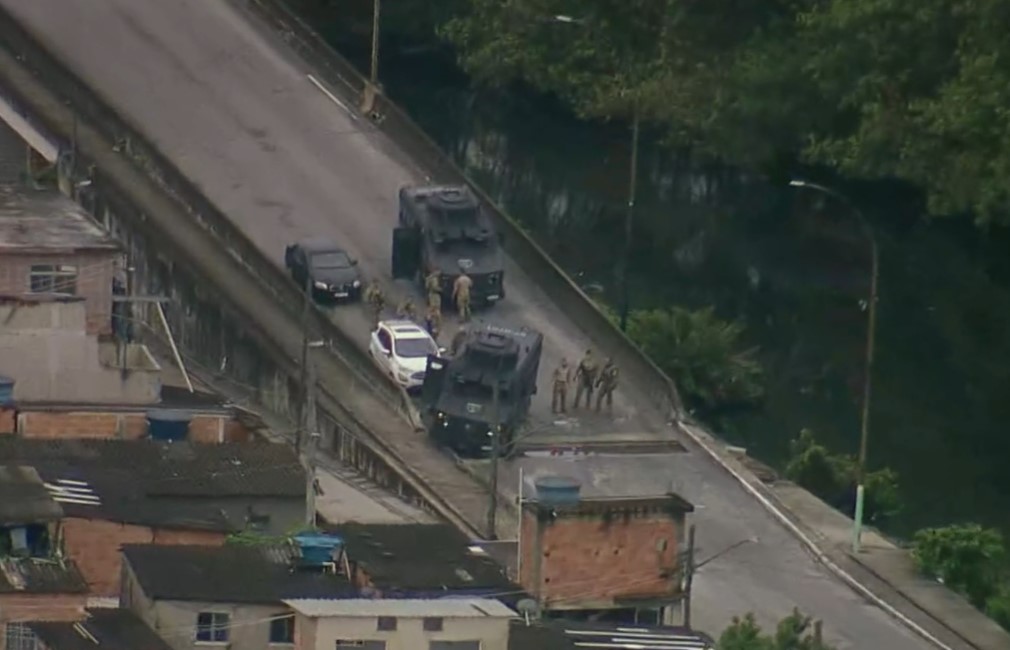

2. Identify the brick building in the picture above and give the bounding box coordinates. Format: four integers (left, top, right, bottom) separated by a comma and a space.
0, 466, 88, 634
0, 185, 120, 336
0, 438, 309, 598
516, 473, 694, 625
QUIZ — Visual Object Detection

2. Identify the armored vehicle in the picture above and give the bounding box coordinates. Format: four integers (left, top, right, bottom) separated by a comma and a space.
392, 185, 505, 307
420, 321, 543, 458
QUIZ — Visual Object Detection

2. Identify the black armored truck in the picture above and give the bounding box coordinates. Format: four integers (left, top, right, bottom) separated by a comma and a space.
392, 185, 505, 308
420, 321, 543, 458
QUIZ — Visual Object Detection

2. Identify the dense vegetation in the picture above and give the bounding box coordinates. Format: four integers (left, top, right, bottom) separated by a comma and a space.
718, 611, 835, 650
440, 0, 1010, 226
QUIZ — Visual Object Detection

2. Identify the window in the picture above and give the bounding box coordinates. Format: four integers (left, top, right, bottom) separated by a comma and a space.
5, 623, 39, 650
377, 328, 392, 352
430, 643, 481, 650
376, 616, 397, 631
269, 615, 294, 644
393, 337, 437, 358
29, 264, 77, 294
335, 642, 385, 650
311, 251, 351, 269
422, 617, 444, 632
196, 612, 230, 643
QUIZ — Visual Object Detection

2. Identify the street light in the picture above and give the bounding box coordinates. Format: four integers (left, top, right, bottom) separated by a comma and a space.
789, 179, 879, 554
361, 0, 381, 113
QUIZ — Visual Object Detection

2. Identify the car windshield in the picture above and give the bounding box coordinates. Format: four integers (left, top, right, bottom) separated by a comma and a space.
394, 336, 437, 358
311, 251, 351, 269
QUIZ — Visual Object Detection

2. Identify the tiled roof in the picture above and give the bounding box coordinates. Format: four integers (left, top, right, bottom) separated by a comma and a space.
29, 608, 173, 650
284, 598, 516, 618
329, 523, 516, 595
508, 620, 714, 650
0, 438, 304, 530
0, 465, 63, 525
122, 544, 354, 604
0, 556, 87, 594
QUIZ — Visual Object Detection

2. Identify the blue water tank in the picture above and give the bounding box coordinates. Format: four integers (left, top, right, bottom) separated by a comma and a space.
0, 375, 14, 406
147, 409, 192, 442
535, 476, 582, 507
294, 533, 344, 566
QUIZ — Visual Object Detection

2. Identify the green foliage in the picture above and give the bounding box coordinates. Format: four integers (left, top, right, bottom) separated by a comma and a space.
912, 524, 1006, 608
718, 610, 836, 650
785, 429, 901, 522
440, 0, 1010, 223
625, 306, 764, 410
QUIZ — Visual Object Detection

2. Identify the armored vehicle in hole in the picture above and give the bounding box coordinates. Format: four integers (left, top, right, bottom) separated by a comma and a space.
392, 185, 505, 307
421, 321, 543, 458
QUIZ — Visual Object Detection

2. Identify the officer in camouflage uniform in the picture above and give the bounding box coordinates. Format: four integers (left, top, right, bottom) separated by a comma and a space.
572, 348, 599, 410
424, 303, 442, 340
425, 268, 442, 312
595, 358, 619, 413
551, 358, 571, 414
396, 297, 417, 321
450, 325, 468, 357
452, 269, 473, 322
363, 281, 385, 327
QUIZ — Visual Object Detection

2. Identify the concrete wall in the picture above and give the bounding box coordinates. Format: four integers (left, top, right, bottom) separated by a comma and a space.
13, 408, 251, 443
60, 517, 227, 597
0, 299, 161, 403
123, 564, 288, 650
296, 612, 510, 650
519, 506, 685, 610
0, 251, 116, 336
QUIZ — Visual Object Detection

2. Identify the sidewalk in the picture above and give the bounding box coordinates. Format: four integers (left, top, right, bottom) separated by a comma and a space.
771, 482, 1010, 650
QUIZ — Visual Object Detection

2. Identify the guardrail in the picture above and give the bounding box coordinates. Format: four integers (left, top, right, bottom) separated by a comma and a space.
0, 7, 417, 427
247, 0, 686, 421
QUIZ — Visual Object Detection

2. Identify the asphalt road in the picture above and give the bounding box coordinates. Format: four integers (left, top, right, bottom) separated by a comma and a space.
1, 0, 929, 646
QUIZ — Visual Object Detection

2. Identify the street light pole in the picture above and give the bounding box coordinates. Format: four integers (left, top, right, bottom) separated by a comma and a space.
619, 107, 640, 332
362, 0, 381, 113
789, 180, 879, 553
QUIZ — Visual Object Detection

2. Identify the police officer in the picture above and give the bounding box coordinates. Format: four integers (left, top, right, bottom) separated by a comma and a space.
551, 358, 571, 414
425, 268, 442, 312
452, 269, 473, 322
363, 281, 385, 327
595, 358, 619, 413
424, 302, 442, 340
450, 325, 468, 357
396, 297, 417, 321
573, 348, 598, 409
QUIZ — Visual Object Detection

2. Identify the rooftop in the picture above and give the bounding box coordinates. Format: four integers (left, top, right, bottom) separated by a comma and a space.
0, 556, 87, 594
0, 186, 120, 253
122, 543, 354, 604
29, 608, 174, 650
0, 438, 304, 530
284, 598, 516, 619
329, 523, 517, 596
0, 465, 63, 524
508, 620, 715, 650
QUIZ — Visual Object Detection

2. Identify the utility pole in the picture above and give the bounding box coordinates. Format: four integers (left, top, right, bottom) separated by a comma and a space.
682, 524, 696, 628
486, 354, 503, 539
297, 274, 312, 455
303, 354, 318, 527
618, 107, 640, 332
362, 0, 381, 113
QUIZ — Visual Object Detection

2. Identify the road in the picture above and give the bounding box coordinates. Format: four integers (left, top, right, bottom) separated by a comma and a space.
0, 0, 928, 646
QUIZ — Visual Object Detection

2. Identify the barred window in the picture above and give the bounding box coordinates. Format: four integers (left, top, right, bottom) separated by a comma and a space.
29, 264, 77, 294
5, 623, 40, 650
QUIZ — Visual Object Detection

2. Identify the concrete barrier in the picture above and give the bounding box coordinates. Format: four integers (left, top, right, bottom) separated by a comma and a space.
246, 0, 685, 423
0, 7, 415, 426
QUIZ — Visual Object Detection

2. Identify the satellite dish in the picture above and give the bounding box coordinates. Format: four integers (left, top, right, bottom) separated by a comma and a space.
516, 598, 540, 625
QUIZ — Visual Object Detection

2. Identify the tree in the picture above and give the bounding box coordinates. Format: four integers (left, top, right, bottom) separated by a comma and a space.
718, 610, 836, 650
912, 523, 1006, 608
625, 306, 763, 411
785, 429, 901, 523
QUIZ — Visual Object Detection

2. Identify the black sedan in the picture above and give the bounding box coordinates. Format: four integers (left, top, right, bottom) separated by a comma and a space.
284, 238, 363, 303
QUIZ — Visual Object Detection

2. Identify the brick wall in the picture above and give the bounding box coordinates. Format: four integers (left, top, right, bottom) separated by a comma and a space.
61, 517, 227, 597
0, 251, 115, 335
0, 593, 86, 623
0, 408, 13, 433
519, 507, 683, 609
13, 410, 250, 442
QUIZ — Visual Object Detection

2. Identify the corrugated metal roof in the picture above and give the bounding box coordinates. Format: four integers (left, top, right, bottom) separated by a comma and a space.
283, 598, 516, 619
561, 624, 713, 649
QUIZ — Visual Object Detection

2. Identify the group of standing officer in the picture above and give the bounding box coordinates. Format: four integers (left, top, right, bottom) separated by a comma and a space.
362, 264, 473, 342
551, 348, 620, 415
